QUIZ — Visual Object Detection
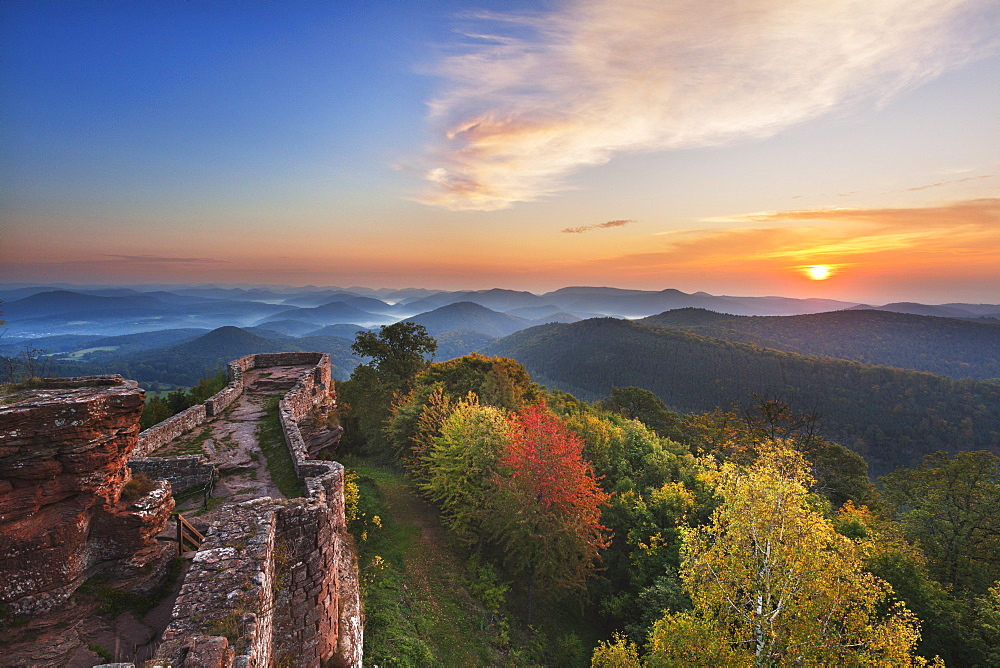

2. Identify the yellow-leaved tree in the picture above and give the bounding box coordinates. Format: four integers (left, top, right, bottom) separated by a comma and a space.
594, 441, 937, 667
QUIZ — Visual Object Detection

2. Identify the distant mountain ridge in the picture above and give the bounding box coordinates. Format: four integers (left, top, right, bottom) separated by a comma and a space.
406, 302, 530, 338
640, 308, 1000, 380
6, 283, 997, 342
483, 317, 1000, 473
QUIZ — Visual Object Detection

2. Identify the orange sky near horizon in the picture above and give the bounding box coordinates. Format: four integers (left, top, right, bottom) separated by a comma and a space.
2, 1, 999, 305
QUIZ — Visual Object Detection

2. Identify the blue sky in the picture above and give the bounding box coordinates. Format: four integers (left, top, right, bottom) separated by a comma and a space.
2, 0, 998, 303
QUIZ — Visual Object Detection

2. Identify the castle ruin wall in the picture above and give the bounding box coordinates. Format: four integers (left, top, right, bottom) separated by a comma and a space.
152, 353, 362, 668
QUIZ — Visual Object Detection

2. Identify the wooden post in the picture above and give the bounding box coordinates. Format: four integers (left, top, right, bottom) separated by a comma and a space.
176, 512, 205, 556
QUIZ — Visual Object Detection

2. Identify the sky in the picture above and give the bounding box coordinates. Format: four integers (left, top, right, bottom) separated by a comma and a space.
2, 0, 999, 304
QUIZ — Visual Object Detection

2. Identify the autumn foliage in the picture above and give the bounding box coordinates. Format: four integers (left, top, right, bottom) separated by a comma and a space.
488, 402, 612, 597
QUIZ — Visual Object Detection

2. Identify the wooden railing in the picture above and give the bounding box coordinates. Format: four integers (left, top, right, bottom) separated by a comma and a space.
176, 513, 205, 556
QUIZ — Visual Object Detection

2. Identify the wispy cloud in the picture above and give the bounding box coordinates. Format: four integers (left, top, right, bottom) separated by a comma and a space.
103, 254, 229, 264
415, 0, 998, 211
585, 198, 1000, 272
905, 174, 993, 191
562, 219, 635, 234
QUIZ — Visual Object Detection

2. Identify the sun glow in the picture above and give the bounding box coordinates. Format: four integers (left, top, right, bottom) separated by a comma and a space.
806, 265, 832, 280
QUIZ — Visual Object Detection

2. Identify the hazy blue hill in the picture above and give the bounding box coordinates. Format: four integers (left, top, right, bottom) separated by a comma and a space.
941, 303, 1000, 316
89, 326, 363, 385
166, 286, 288, 301
540, 286, 858, 317
394, 289, 546, 315
3, 290, 169, 319
449, 288, 547, 311
303, 324, 368, 339
392, 293, 460, 313
337, 296, 396, 314
281, 291, 394, 314
0, 286, 58, 302
112, 326, 296, 384
82, 328, 208, 354
484, 317, 1000, 473
177, 299, 288, 319
261, 301, 392, 327
406, 302, 531, 338
505, 304, 570, 319
140, 290, 220, 306
376, 287, 443, 303
169, 326, 282, 355
862, 303, 979, 318
641, 308, 734, 326
526, 311, 582, 325
246, 319, 321, 337
639, 308, 1000, 380
291, 335, 361, 379
280, 290, 356, 307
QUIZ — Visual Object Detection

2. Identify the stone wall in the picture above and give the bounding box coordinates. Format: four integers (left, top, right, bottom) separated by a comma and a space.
133, 403, 208, 457
155, 499, 278, 668
0, 376, 175, 615
152, 353, 362, 668
134, 352, 329, 456
129, 455, 216, 495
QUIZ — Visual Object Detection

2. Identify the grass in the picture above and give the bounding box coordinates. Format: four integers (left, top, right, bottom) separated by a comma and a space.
88, 643, 114, 661
257, 396, 306, 499
64, 346, 118, 359
348, 461, 598, 666
161, 426, 213, 456
121, 473, 157, 501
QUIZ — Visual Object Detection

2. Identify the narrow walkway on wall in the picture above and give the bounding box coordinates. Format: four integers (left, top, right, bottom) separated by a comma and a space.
151, 364, 314, 522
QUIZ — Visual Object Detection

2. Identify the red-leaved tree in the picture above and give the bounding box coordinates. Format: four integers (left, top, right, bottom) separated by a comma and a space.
487, 402, 612, 608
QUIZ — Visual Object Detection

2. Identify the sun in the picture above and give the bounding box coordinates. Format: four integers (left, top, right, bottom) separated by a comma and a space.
806, 265, 832, 280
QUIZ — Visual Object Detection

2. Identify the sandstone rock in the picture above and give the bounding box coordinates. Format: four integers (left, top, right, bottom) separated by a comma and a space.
0, 376, 175, 614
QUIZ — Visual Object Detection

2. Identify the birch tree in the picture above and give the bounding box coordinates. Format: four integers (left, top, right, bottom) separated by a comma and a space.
650, 443, 931, 667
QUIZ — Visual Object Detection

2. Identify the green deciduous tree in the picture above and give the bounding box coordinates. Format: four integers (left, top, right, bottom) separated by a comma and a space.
421, 397, 511, 543
598, 386, 686, 442
338, 322, 437, 457
880, 450, 1000, 596
351, 321, 437, 391
387, 353, 539, 468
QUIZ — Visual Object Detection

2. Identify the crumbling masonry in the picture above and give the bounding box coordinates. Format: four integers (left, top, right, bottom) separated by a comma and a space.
0, 352, 363, 668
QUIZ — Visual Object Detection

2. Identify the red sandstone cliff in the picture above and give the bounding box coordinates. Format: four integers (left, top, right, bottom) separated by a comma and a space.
0, 376, 175, 615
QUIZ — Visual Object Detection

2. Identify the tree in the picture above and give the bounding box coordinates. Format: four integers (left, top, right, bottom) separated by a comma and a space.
420, 397, 511, 543
598, 386, 686, 442
338, 322, 437, 456
487, 402, 611, 609
386, 353, 539, 464
880, 450, 1000, 596
835, 501, 965, 664
351, 321, 437, 391
651, 443, 926, 666
684, 397, 875, 507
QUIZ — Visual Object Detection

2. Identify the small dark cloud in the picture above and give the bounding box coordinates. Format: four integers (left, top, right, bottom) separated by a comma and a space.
104, 254, 228, 264
562, 219, 636, 234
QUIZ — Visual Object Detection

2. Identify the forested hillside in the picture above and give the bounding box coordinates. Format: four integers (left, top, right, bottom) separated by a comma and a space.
641, 307, 1000, 379
485, 318, 1000, 473
335, 324, 1000, 666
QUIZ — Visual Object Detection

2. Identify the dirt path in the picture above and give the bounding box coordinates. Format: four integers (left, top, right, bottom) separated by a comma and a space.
155, 365, 312, 519
371, 472, 499, 666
